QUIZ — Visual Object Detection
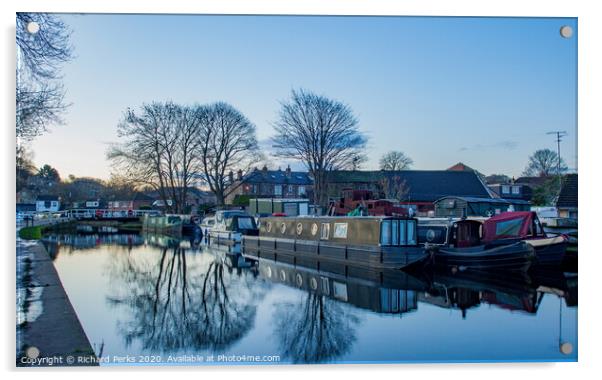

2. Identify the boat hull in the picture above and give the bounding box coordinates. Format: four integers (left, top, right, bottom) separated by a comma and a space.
432, 242, 535, 272
527, 236, 569, 266
242, 236, 428, 270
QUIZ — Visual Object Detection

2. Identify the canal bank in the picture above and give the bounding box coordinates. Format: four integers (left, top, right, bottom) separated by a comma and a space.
16, 238, 97, 367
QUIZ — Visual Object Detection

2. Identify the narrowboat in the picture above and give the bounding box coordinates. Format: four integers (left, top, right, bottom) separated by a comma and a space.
242, 216, 428, 270
417, 218, 535, 271
205, 210, 259, 246
481, 211, 569, 266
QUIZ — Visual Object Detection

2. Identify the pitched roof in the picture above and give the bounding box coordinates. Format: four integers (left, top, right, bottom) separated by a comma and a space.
327, 170, 492, 202
556, 174, 578, 208
436, 196, 530, 205
514, 176, 551, 187
133, 192, 154, 202
447, 162, 475, 171
241, 169, 312, 185
36, 195, 59, 201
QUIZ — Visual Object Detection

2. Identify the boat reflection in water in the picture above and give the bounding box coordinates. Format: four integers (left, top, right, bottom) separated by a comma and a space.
45, 232, 577, 364
256, 259, 426, 315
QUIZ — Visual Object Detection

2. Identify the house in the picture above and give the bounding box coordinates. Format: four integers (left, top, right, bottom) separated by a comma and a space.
487, 183, 533, 202
225, 166, 313, 205
325, 170, 493, 216
108, 192, 154, 211
35, 195, 60, 212
556, 174, 578, 219
84, 199, 101, 208
144, 187, 216, 211
514, 176, 552, 189
16, 203, 36, 213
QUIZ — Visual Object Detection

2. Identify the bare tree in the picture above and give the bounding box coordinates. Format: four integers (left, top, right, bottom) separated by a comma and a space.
16, 13, 73, 141
379, 151, 413, 171
197, 102, 261, 206
16, 146, 36, 192
350, 153, 368, 170
108, 102, 204, 213
378, 175, 409, 201
523, 149, 567, 177
272, 89, 367, 207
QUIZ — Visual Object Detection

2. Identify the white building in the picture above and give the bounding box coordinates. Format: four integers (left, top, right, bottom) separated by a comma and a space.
36, 195, 60, 212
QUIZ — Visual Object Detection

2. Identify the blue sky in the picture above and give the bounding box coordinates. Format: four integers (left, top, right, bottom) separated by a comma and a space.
29, 14, 577, 179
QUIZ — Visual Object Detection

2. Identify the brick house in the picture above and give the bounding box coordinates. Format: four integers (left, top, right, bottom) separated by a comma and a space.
225, 166, 313, 204
108, 192, 155, 211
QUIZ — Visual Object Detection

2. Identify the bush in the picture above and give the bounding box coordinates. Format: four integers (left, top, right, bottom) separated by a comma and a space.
18, 226, 43, 240
232, 194, 252, 207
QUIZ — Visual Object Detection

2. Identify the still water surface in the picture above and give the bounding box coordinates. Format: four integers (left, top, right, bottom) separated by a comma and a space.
44, 233, 577, 365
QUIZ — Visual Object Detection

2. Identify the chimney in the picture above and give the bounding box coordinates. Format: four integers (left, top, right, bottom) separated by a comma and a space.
262, 165, 268, 173
228, 170, 234, 183
237, 169, 243, 180
285, 165, 291, 177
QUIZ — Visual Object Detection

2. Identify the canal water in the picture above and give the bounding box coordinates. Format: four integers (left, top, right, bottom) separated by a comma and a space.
43, 233, 577, 365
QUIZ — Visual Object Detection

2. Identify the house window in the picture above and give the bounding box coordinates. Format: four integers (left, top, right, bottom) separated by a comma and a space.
298, 186, 306, 196
51, 201, 58, 207
512, 186, 520, 195
501, 185, 510, 194
288, 185, 293, 194
274, 185, 282, 196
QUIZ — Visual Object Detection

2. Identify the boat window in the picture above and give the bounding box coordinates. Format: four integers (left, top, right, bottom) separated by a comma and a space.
333, 223, 348, 239
391, 220, 399, 245
407, 220, 417, 245
237, 217, 255, 230
495, 218, 523, 237
320, 223, 330, 240
381, 220, 392, 245
399, 220, 407, 245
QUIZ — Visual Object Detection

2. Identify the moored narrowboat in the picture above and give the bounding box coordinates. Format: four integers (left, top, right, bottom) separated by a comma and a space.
482, 211, 569, 266
242, 216, 428, 270
417, 218, 535, 272
205, 210, 259, 246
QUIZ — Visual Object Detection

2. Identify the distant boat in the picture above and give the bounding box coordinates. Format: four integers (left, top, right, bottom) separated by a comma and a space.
204, 210, 259, 245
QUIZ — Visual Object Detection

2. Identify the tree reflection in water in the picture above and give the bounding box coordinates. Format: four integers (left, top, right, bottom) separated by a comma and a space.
105, 245, 267, 353
273, 293, 360, 363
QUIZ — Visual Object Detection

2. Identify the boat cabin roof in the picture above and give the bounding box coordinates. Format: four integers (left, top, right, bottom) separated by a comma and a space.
482, 211, 543, 241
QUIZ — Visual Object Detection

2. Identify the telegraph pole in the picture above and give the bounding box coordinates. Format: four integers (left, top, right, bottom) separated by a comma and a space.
547, 131, 567, 193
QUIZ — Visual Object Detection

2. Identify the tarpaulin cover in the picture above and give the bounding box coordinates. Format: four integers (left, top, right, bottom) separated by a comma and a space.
483, 211, 534, 242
